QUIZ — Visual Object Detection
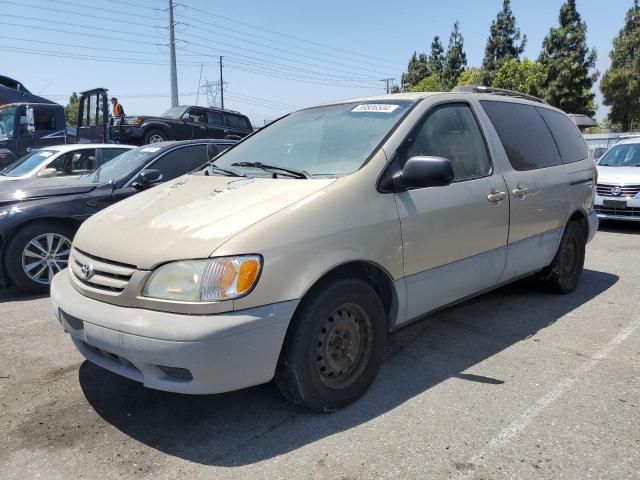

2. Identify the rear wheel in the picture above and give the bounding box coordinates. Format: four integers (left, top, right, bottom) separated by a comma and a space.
275, 278, 387, 412
4, 222, 74, 293
539, 221, 585, 294
143, 129, 167, 144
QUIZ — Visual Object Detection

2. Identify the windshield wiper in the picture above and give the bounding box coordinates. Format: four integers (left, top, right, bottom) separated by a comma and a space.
204, 164, 246, 177
230, 161, 310, 179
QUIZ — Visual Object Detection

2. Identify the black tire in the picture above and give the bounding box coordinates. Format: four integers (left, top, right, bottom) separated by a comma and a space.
4, 222, 75, 293
539, 221, 585, 294
143, 129, 168, 144
275, 278, 387, 412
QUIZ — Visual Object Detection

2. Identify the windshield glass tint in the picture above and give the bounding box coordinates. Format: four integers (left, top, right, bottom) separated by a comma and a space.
3, 150, 57, 177
214, 101, 412, 177
0, 106, 16, 140
82, 146, 161, 183
161, 106, 186, 118
599, 143, 640, 167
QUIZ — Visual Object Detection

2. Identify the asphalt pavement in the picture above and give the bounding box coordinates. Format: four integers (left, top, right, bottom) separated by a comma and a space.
1, 221, 639, 479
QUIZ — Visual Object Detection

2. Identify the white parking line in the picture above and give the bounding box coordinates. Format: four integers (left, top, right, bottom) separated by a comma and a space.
454, 316, 640, 478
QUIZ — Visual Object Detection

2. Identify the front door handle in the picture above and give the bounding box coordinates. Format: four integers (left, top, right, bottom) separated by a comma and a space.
512, 184, 529, 199
487, 190, 507, 203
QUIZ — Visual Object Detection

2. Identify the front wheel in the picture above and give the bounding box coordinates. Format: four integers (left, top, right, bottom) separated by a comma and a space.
4, 222, 74, 293
143, 129, 168, 144
275, 278, 387, 412
539, 221, 585, 294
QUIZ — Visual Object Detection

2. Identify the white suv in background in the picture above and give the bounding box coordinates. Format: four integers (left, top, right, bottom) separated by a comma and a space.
595, 137, 640, 222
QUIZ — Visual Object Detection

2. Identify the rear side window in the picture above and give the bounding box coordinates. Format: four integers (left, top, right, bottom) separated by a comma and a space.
208, 111, 223, 126
537, 108, 589, 163
100, 148, 128, 165
481, 101, 561, 171
150, 145, 199, 181
226, 114, 250, 130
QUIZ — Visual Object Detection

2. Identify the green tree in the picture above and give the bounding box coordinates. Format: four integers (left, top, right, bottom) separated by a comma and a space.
538, 0, 598, 115
64, 92, 79, 127
456, 67, 484, 87
427, 36, 445, 78
401, 51, 429, 91
410, 74, 444, 92
442, 21, 467, 90
600, 0, 640, 131
482, 0, 527, 84
492, 58, 546, 97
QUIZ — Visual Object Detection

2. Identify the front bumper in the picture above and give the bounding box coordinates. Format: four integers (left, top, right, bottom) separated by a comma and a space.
594, 195, 640, 222
51, 272, 298, 394
110, 126, 144, 144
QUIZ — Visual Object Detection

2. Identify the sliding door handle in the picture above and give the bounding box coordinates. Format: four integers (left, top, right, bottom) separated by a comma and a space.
512, 184, 529, 199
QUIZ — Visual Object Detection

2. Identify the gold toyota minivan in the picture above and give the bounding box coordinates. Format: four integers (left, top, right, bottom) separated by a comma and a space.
51, 88, 598, 412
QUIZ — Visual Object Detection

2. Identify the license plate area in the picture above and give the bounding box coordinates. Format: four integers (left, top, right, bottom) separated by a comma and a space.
603, 199, 627, 209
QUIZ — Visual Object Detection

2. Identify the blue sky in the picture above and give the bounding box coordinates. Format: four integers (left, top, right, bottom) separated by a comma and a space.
0, 0, 633, 124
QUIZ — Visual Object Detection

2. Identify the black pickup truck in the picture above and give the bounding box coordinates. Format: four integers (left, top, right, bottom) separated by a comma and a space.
111, 105, 253, 145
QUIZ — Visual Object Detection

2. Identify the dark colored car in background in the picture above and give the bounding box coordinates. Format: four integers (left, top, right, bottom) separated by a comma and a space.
111, 105, 253, 145
0, 139, 234, 292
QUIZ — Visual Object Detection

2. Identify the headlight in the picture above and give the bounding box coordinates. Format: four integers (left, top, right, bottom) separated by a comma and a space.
123, 117, 143, 126
142, 255, 262, 302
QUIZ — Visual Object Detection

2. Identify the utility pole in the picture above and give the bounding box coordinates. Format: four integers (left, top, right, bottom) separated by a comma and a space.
168, 0, 179, 107
380, 78, 395, 94
219, 56, 224, 110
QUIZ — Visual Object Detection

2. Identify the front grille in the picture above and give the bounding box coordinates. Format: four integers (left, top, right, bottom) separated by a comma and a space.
70, 248, 137, 294
596, 183, 640, 198
595, 205, 640, 218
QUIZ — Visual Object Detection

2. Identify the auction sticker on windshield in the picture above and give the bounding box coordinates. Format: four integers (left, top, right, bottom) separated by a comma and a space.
351, 104, 400, 113
141, 147, 161, 153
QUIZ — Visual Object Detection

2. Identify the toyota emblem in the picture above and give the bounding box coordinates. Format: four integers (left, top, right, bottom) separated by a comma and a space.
610, 186, 622, 196
81, 263, 94, 280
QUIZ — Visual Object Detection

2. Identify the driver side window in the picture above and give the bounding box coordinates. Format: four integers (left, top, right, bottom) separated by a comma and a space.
406, 103, 491, 182
187, 108, 208, 124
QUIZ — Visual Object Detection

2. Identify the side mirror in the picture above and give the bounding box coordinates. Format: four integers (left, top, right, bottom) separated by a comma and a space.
133, 169, 163, 188
37, 167, 58, 178
26, 106, 35, 134
181, 113, 190, 122
394, 156, 454, 191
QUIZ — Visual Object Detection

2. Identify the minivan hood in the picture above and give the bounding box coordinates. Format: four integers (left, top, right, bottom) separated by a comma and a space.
597, 165, 640, 184
74, 174, 335, 269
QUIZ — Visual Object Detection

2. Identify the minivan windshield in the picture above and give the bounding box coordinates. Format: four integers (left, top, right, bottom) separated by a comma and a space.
213, 101, 412, 177
2, 150, 57, 177
82, 146, 161, 184
598, 143, 640, 167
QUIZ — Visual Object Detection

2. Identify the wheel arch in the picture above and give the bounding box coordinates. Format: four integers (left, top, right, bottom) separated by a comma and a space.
297, 260, 399, 331
0, 216, 79, 288
566, 209, 589, 242
142, 123, 172, 139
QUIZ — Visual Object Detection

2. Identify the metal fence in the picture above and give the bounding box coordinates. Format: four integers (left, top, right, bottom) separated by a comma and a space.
583, 132, 640, 149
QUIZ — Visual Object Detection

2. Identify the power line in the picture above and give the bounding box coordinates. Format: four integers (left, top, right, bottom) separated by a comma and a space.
176, 24, 393, 79
0, 45, 213, 66
0, 35, 165, 56
181, 4, 400, 66
0, 0, 158, 29
175, 14, 396, 76
2, 13, 165, 41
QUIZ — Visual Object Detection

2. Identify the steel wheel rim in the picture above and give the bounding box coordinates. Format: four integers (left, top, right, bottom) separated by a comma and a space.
149, 134, 164, 143
21, 233, 71, 285
315, 303, 373, 389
